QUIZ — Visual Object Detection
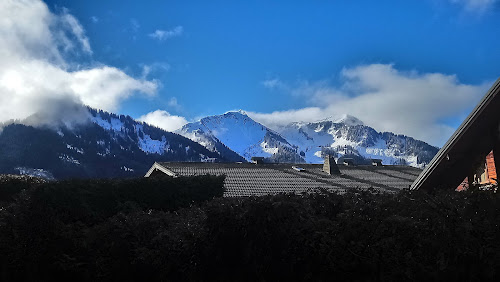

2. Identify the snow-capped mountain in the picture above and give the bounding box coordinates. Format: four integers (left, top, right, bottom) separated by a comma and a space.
0, 106, 439, 180
0, 108, 230, 179
275, 118, 438, 168
314, 114, 365, 127
178, 111, 437, 168
177, 111, 305, 163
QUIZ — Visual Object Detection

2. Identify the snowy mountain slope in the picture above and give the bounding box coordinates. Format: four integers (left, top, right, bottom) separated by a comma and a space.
276, 119, 439, 168
178, 127, 247, 163
177, 111, 437, 167
177, 111, 305, 163
0, 108, 229, 179
86, 108, 224, 164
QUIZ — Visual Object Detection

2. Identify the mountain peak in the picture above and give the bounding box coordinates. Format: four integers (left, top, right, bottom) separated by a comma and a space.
312, 114, 364, 126
224, 109, 248, 116
178, 110, 304, 163
334, 114, 364, 126
197, 110, 251, 124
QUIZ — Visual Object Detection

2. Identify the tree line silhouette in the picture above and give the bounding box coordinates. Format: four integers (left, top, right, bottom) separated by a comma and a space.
1, 175, 500, 281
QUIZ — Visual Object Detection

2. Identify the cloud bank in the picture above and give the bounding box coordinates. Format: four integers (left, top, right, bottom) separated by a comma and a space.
138, 110, 188, 132
251, 64, 490, 147
0, 0, 158, 127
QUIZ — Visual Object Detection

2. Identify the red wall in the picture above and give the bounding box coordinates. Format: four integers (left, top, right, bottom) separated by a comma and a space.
486, 151, 497, 184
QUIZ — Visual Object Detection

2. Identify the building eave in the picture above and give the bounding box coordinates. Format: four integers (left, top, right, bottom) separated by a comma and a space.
411, 77, 500, 190
144, 162, 178, 178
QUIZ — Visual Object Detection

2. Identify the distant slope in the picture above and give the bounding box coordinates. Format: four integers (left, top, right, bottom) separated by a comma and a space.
0, 108, 227, 179
175, 127, 246, 163
276, 118, 439, 167
177, 111, 305, 163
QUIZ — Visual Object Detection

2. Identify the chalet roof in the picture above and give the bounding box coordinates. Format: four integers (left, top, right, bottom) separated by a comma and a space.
411, 78, 500, 190
146, 162, 422, 197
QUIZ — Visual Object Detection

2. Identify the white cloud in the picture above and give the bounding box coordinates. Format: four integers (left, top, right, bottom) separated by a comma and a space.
71, 65, 157, 110
91, 16, 98, 23
248, 107, 326, 128
141, 62, 170, 78
149, 26, 183, 41
168, 97, 181, 109
251, 64, 490, 147
60, 8, 92, 54
138, 110, 188, 132
0, 0, 158, 127
261, 78, 287, 90
450, 0, 498, 13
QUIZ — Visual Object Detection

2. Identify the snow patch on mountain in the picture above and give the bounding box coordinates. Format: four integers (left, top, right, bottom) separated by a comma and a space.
91, 114, 124, 131
16, 167, 56, 180
357, 138, 420, 167
331, 136, 359, 149
135, 124, 170, 154
66, 144, 84, 154
182, 130, 212, 148
138, 134, 168, 154
59, 154, 80, 165
261, 142, 279, 155
121, 166, 134, 172
199, 154, 217, 163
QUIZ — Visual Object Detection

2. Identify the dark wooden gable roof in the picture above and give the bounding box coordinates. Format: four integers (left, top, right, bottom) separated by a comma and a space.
147, 162, 421, 197
411, 78, 500, 190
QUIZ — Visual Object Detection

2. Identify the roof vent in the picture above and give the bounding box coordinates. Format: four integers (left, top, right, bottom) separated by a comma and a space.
371, 159, 383, 166
292, 166, 305, 172
251, 157, 265, 164
343, 158, 355, 166
323, 155, 340, 175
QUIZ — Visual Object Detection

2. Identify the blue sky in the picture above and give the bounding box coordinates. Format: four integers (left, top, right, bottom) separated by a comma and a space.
1, 0, 499, 146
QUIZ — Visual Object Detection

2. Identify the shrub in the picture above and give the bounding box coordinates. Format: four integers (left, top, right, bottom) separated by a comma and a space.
2, 178, 500, 281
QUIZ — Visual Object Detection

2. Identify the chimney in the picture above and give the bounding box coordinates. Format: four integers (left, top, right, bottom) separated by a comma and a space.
323, 155, 340, 175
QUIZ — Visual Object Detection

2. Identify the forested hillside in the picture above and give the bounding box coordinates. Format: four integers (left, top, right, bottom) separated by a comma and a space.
0, 108, 231, 179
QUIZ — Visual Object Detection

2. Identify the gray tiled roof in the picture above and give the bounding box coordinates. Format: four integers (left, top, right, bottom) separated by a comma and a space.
154, 162, 422, 197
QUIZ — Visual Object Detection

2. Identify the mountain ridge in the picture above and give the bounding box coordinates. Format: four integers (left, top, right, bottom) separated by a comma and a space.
180, 111, 438, 168
0, 108, 439, 180
0, 108, 233, 179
